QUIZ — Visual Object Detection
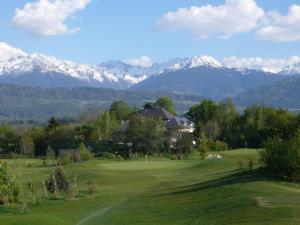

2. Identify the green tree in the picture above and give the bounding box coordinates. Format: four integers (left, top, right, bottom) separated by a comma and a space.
79, 142, 93, 161
0, 126, 20, 154
203, 120, 220, 141
187, 100, 219, 125
217, 98, 239, 146
125, 115, 165, 154
32, 127, 48, 156
175, 133, 194, 155
261, 133, 300, 179
47, 117, 60, 131
0, 162, 19, 204
20, 133, 35, 157
95, 111, 118, 141
74, 125, 94, 143
47, 125, 77, 151
198, 133, 209, 159
110, 101, 135, 121
155, 96, 176, 115
240, 106, 295, 148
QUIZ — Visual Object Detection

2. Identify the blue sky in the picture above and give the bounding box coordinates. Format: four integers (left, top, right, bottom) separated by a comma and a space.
1, 0, 300, 64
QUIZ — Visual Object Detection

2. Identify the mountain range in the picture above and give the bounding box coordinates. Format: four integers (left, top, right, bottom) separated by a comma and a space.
1, 42, 300, 112
131, 66, 285, 100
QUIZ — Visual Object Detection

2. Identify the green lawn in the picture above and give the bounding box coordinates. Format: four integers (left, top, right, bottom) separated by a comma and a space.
1, 149, 300, 225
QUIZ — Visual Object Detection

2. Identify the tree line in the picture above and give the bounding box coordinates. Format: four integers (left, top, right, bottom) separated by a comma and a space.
0, 97, 299, 180
0, 97, 300, 155
0, 97, 184, 158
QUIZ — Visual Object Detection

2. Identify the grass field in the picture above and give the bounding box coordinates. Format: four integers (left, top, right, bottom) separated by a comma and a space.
1, 149, 300, 225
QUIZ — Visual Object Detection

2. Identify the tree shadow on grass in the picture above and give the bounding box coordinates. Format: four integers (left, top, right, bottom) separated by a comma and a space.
160, 168, 284, 196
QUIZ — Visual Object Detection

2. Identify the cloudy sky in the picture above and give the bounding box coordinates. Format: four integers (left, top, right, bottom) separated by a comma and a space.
1, 0, 300, 65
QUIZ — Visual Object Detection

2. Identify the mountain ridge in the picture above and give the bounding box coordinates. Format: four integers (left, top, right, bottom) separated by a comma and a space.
130, 66, 286, 100
1, 42, 300, 101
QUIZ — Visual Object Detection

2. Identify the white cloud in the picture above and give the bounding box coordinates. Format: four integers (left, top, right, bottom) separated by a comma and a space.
11, 0, 91, 37
124, 56, 153, 68
156, 0, 264, 39
223, 56, 300, 73
256, 5, 300, 42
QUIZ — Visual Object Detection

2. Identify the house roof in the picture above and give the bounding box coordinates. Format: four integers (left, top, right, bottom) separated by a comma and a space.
166, 117, 194, 129
140, 108, 175, 120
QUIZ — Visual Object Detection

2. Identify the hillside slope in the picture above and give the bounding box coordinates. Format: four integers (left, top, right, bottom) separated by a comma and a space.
0, 84, 203, 122
234, 76, 300, 109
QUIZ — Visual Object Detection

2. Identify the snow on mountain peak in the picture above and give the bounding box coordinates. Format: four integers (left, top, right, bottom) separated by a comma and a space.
0, 51, 122, 84
0, 42, 27, 62
281, 63, 300, 75
2, 41, 300, 90
189, 56, 222, 68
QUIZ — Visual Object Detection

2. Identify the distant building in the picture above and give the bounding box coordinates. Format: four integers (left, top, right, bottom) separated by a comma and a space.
140, 107, 176, 121
140, 106, 195, 133
116, 106, 195, 149
166, 117, 195, 133
120, 106, 195, 133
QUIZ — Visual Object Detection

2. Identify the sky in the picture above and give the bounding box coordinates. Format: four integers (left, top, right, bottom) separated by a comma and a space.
0, 0, 300, 65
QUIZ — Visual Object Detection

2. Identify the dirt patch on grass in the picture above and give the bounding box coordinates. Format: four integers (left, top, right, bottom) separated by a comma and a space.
254, 197, 272, 208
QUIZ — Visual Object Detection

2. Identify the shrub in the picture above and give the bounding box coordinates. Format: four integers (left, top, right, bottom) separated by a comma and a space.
248, 160, 255, 170
87, 180, 97, 195
57, 152, 71, 166
0, 162, 19, 204
170, 154, 182, 160
79, 142, 93, 161
170, 155, 178, 160
117, 155, 124, 161
45, 168, 69, 194
68, 184, 78, 199
102, 151, 116, 159
261, 133, 300, 180
211, 140, 228, 151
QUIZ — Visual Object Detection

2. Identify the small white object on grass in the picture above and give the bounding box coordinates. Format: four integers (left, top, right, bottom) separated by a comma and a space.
207, 154, 223, 159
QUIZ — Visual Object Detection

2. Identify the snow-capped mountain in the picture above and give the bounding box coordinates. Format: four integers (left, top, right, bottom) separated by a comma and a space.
1, 41, 299, 91
0, 42, 137, 88
0, 42, 27, 62
281, 63, 300, 75
99, 55, 223, 85
165, 56, 222, 72
97, 60, 149, 84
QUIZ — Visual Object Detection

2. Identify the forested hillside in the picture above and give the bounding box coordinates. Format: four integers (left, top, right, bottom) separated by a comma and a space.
0, 84, 202, 122
234, 76, 300, 109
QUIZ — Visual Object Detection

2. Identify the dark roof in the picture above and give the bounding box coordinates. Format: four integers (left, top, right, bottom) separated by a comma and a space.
166, 117, 194, 129
140, 108, 175, 120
